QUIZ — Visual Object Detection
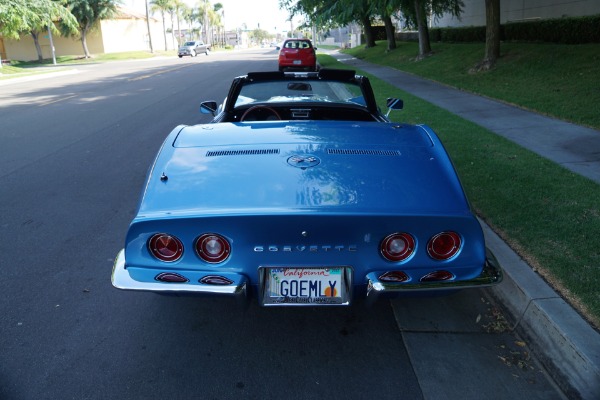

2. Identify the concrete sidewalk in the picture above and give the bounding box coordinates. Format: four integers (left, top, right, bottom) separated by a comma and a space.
332, 52, 600, 399
334, 53, 600, 185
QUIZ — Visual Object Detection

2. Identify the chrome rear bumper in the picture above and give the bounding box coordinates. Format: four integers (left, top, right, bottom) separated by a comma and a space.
111, 250, 248, 302
112, 248, 502, 306
365, 248, 503, 304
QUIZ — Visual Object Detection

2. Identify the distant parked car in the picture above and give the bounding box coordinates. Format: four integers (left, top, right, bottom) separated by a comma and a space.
278, 38, 317, 71
178, 41, 210, 58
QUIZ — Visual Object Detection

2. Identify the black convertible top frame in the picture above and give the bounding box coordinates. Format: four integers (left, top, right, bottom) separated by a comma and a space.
222, 69, 379, 116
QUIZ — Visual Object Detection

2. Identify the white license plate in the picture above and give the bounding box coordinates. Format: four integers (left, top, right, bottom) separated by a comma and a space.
293, 60, 302, 65
261, 267, 350, 306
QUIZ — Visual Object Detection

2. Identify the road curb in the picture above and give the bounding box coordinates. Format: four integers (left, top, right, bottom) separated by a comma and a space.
481, 221, 600, 399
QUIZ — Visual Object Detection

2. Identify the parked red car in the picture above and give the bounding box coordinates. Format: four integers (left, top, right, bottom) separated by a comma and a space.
278, 39, 317, 72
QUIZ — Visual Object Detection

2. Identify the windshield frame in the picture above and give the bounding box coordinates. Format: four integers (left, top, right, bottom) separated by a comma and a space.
233, 80, 367, 109
222, 70, 379, 116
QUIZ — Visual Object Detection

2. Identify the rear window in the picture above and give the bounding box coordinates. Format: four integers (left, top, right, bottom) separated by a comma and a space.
283, 40, 312, 49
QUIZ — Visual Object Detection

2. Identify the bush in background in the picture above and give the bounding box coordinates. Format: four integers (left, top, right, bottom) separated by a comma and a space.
399, 14, 600, 44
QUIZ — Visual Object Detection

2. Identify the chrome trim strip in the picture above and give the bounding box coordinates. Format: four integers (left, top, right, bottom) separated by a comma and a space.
111, 250, 248, 299
366, 248, 503, 303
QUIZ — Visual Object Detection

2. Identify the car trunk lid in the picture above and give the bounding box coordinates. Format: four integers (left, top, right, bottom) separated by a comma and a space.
137, 121, 470, 218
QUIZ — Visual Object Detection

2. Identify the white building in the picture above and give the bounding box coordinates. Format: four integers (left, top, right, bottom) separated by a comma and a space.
433, 0, 600, 27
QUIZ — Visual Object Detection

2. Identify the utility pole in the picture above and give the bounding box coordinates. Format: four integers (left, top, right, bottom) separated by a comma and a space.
47, 26, 57, 65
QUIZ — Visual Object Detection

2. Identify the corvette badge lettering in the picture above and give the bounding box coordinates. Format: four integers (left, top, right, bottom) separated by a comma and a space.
253, 245, 357, 252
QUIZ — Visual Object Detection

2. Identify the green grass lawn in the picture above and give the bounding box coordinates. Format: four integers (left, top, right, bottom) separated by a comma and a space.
0, 50, 177, 76
344, 41, 600, 130
318, 46, 600, 329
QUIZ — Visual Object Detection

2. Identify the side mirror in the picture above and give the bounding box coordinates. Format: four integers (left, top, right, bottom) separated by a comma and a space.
385, 97, 403, 118
386, 98, 403, 110
200, 101, 218, 116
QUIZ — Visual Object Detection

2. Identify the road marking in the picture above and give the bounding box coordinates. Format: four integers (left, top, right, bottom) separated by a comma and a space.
38, 94, 77, 106
128, 64, 191, 81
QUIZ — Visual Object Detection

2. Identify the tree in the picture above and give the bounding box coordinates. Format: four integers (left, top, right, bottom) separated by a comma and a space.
280, 0, 464, 54
280, 0, 377, 47
399, 0, 464, 58
181, 4, 195, 41
482, 0, 500, 69
365, 0, 396, 50
145, 0, 154, 53
382, 15, 396, 51
0, 0, 77, 62
0, 0, 44, 39
213, 2, 224, 47
249, 28, 270, 45
166, 1, 177, 50
414, 0, 431, 57
194, 0, 209, 43
173, 0, 186, 46
30, 1, 78, 62
62, 0, 120, 59
151, 0, 172, 51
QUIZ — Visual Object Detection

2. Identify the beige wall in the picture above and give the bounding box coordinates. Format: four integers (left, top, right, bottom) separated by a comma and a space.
101, 17, 170, 53
2, 15, 167, 62
3, 29, 103, 61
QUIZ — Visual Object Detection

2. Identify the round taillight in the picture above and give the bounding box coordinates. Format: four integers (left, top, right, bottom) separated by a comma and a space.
148, 233, 183, 262
427, 231, 461, 260
380, 233, 415, 262
195, 233, 231, 263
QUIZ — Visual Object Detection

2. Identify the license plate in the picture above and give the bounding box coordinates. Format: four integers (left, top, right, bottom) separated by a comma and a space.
293, 60, 302, 65
261, 267, 350, 306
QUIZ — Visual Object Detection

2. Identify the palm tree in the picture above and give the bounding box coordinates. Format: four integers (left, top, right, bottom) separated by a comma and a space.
62, 0, 120, 59
213, 2, 224, 47
196, 0, 210, 44
145, 0, 154, 53
173, 0, 188, 46
150, 0, 172, 51
180, 5, 193, 41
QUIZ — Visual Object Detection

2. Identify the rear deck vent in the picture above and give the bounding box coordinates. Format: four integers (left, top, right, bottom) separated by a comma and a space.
327, 149, 401, 156
206, 149, 280, 157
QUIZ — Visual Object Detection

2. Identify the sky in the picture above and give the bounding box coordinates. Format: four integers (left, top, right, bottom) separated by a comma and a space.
124, 0, 302, 33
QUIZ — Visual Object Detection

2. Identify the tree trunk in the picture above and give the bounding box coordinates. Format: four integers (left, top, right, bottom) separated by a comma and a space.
81, 34, 90, 58
31, 31, 43, 62
484, 0, 501, 66
414, 0, 431, 57
81, 23, 91, 58
170, 14, 176, 50
145, 0, 154, 53
383, 16, 396, 51
361, 15, 376, 48
176, 15, 181, 46
161, 12, 168, 51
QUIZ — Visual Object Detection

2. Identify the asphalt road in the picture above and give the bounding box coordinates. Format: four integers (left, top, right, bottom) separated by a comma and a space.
0, 49, 566, 399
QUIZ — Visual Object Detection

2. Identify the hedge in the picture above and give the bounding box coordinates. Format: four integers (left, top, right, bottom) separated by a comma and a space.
402, 14, 600, 44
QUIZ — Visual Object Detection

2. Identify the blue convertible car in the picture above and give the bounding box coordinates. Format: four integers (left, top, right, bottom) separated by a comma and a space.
112, 69, 502, 306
